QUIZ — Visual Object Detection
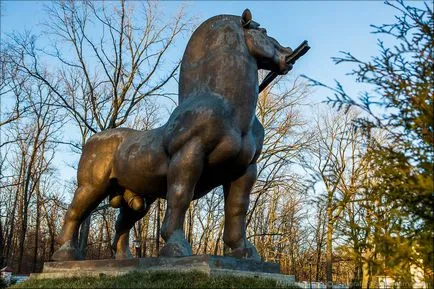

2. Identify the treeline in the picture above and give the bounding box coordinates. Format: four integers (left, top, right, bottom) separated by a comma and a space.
0, 1, 432, 289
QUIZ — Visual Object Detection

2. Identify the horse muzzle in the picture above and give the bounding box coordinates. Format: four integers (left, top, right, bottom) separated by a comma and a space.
278, 53, 293, 75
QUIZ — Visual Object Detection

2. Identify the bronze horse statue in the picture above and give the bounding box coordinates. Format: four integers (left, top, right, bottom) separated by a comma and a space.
52, 9, 296, 261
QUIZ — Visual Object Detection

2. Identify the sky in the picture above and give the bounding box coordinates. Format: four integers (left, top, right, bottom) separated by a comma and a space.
0, 1, 425, 186
1, 1, 407, 94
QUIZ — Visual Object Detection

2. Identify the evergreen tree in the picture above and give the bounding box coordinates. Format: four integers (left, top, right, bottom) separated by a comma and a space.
304, 1, 433, 287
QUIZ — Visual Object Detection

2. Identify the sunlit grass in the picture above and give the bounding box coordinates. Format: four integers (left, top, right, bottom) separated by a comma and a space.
12, 270, 299, 288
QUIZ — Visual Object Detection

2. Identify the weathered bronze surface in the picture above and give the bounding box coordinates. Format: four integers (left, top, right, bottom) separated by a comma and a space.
52, 9, 308, 261
33, 256, 294, 283
43, 255, 280, 274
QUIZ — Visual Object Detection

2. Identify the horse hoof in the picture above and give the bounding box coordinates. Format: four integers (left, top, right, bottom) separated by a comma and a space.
160, 242, 193, 257
224, 240, 261, 261
51, 241, 79, 261
159, 230, 192, 257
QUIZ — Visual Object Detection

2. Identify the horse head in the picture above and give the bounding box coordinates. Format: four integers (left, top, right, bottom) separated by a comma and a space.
241, 9, 293, 75
179, 9, 293, 102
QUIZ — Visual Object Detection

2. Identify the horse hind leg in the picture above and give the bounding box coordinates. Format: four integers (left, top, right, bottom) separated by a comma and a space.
51, 183, 109, 261
223, 164, 260, 260
112, 195, 154, 259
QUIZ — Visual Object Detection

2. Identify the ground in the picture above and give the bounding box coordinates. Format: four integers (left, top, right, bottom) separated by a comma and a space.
11, 271, 299, 288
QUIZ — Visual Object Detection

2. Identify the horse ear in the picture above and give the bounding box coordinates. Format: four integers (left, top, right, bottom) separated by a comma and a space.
241, 9, 252, 28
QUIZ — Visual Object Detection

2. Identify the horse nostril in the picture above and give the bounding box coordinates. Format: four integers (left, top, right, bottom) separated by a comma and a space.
261, 28, 267, 34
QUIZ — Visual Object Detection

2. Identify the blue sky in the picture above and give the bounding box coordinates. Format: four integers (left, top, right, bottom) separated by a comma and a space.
0, 1, 425, 184
1, 1, 408, 94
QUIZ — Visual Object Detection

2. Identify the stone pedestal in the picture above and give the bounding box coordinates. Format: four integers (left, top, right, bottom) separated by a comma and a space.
30, 255, 294, 286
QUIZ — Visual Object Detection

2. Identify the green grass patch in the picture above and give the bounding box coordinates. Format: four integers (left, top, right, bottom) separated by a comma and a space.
12, 271, 299, 288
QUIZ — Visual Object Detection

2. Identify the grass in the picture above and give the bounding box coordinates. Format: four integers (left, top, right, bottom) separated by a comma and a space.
12, 271, 299, 288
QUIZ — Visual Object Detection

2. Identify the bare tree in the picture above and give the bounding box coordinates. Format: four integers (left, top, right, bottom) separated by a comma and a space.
0, 72, 63, 272
5, 0, 190, 132
194, 188, 224, 255
3, 0, 192, 258
248, 75, 311, 226
0, 45, 29, 128
304, 108, 368, 289
309, 198, 327, 282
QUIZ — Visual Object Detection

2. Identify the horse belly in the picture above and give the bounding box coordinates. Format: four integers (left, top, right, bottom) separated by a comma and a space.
114, 139, 168, 198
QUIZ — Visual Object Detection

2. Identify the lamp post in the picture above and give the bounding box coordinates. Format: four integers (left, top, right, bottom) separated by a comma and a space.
133, 239, 141, 258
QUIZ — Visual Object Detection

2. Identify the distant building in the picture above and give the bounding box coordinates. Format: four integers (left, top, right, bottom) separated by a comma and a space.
1, 266, 13, 285
410, 262, 428, 289
376, 263, 428, 289
377, 275, 397, 289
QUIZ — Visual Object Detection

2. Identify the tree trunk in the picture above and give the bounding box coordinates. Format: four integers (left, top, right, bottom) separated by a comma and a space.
187, 204, 194, 245
32, 187, 41, 272
142, 213, 150, 257
203, 211, 213, 255
78, 215, 91, 259
326, 209, 333, 289
156, 200, 161, 255
315, 204, 325, 282
5, 177, 20, 265
17, 198, 29, 273
103, 213, 114, 258
315, 249, 322, 281
42, 202, 56, 258
18, 133, 41, 273
213, 220, 224, 255
203, 229, 209, 255
13, 156, 25, 271
0, 212, 4, 267
351, 247, 363, 289
49, 226, 55, 258
97, 219, 104, 259
290, 246, 296, 277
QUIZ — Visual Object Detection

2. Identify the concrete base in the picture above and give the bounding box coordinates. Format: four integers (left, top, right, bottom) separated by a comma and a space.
30, 255, 294, 286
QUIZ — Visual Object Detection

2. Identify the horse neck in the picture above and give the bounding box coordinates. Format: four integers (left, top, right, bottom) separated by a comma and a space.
179, 53, 259, 131
177, 16, 263, 130
179, 16, 259, 131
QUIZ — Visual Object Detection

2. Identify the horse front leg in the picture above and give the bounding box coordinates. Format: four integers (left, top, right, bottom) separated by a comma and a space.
160, 140, 204, 257
223, 164, 260, 260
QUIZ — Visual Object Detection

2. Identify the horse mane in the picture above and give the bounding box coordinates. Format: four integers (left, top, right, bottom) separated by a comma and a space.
183, 15, 247, 63
179, 15, 253, 101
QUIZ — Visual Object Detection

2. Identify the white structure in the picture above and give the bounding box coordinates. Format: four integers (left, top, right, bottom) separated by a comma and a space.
1, 266, 13, 286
